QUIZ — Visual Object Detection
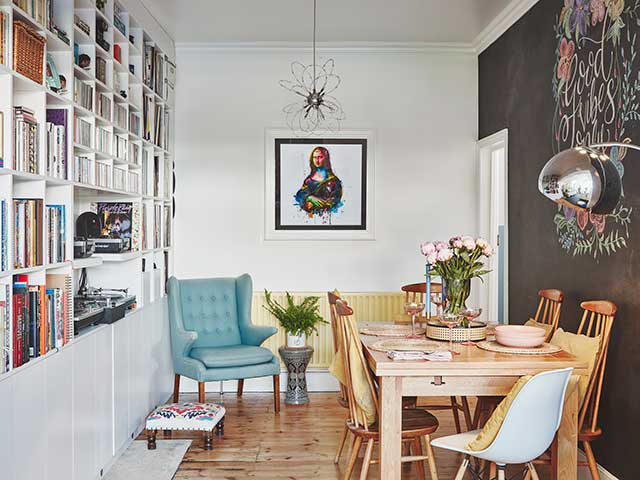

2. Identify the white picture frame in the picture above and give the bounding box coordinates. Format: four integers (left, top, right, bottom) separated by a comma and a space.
264, 128, 375, 241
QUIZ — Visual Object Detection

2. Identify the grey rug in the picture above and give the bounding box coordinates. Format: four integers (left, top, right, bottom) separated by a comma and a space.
104, 440, 191, 480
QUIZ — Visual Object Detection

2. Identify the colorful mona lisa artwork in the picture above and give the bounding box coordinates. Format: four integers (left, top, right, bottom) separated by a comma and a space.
551, 0, 640, 258
275, 138, 367, 230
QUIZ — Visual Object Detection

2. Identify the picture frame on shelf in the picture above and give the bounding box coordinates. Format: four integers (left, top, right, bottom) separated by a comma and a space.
264, 128, 375, 241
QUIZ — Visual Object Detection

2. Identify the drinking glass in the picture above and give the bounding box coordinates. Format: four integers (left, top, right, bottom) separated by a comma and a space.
460, 308, 482, 346
404, 302, 426, 338
440, 312, 461, 352
430, 293, 443, 318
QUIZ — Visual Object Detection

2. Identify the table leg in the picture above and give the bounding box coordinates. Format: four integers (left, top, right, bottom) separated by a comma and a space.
554, 383, 578, 479
379, 376, 402, 480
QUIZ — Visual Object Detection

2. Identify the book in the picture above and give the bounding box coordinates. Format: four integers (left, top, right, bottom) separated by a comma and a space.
0, 283, 10, 373
0, 110, 4, 167
13, 199, 43, 269
96, 202, 133, 250
74, 114, 92, 148
45, 204, 66, 264
13, 106, 39, 174
46, 108, 68, 179
74, 80, 94, 111
1, 198, 8, 270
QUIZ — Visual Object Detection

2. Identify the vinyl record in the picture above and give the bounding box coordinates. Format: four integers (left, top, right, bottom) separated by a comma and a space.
76, 211, 102, 238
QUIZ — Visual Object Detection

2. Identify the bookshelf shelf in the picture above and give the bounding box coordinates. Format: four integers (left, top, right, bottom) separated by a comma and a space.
1, 0, 176, 379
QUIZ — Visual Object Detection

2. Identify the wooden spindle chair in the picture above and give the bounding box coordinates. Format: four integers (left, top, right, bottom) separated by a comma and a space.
472, 288, 566, 430
400, 282, 472, 434
335, 299, 440, 480
532, 289, 564, 341
525, 300, 616, 480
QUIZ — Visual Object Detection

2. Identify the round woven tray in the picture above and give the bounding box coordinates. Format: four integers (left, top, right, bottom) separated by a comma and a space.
426, 320, 487, 343
476, 340, 562, 355
359, 325, 425, 337
369, 338, 447, 353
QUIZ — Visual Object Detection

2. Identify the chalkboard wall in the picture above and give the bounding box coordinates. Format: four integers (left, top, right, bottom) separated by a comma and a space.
479, 0, 640, 477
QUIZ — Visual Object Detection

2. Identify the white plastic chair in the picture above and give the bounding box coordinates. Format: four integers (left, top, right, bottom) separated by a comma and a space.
431, 368, 573, 480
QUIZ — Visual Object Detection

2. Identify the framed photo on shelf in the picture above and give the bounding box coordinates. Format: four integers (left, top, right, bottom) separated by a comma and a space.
264, 128, 375, 241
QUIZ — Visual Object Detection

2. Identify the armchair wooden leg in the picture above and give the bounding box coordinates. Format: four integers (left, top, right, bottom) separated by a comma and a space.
237, 379, 244, 397
173, 375, 180, 403
273, 374, 280, 413
198, 382, 205, 403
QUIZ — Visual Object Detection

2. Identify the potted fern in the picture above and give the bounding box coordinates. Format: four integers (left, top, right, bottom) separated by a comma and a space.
263, 290, 327, 347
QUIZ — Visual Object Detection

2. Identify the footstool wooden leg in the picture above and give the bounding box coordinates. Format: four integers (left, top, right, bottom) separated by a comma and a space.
147, 430, 157, 450
164, 430, 172, 438
216, 417, 225, 436
204, 431, 213, 450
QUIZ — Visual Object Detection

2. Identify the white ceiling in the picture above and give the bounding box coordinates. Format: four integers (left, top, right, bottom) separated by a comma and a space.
142, 0, 513, 45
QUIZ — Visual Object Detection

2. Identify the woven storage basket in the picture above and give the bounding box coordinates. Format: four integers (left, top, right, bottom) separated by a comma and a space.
426, 320, 487, 342
13, 21, 45, 84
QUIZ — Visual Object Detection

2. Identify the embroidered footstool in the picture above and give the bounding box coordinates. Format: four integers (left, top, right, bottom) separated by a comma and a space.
146, 402, 226, 450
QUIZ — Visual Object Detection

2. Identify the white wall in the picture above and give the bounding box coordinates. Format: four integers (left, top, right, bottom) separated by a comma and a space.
173, 46, 478, 291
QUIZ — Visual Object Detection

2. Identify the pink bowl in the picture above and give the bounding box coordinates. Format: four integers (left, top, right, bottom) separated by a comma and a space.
495, 325, 546, 337
495, 333, 545, 348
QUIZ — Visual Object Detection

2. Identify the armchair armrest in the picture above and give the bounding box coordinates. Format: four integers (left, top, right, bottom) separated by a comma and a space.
173, 326, 199, 358
242, 325, 277, 346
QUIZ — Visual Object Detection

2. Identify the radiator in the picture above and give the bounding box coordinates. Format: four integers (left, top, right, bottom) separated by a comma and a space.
251, 291, 405, 369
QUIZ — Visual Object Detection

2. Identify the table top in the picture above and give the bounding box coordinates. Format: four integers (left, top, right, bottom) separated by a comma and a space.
361, 330, 588, 377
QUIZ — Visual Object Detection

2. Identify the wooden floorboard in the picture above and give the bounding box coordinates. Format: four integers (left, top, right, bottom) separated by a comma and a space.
138, 392, 558, 479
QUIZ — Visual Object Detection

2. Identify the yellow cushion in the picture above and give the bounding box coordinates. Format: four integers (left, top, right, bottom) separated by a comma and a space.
524, 318, 553, 340
467, 375, 532, 451
550, 328, 601, 406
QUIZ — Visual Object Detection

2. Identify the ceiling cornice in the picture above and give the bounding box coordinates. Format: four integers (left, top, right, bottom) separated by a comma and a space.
472, 0, 540, 54
175, 41, 475, 55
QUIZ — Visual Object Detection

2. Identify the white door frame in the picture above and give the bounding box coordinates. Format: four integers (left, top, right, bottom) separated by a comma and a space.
477, 129, 509, 324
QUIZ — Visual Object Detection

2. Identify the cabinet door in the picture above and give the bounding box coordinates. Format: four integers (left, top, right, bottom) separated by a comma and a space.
13, 360, 47, 480
113, 317, 131, 453
0, 376, 15, 480
95, 326, 114, 472
73, 334, 98, 480
155, 298, 173, 406
128, 310, 146, 435
45, 346, 74, 480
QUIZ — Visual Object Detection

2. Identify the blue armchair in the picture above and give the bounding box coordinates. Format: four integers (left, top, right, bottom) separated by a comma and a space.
168, 274, 280, 412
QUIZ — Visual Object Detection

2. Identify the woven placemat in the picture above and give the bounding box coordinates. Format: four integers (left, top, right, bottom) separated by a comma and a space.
369, 338, 447, 353
476, 340, 562, 355
360, 325, 425, 337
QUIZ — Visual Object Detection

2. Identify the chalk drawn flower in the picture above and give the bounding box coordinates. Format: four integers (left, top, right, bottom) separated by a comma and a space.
589, 213, 607, 234
590, 0, 606, 24
577, 209, 590, 231
605, 0, 625, 20
557, 38, 575, 81
571, 0, 591, 36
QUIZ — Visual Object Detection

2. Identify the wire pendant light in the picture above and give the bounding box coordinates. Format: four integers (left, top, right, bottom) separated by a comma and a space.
279, 0, 345, 135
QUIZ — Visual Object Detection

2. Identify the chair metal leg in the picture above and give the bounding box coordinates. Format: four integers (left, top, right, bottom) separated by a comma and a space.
422, 435, 439, 480
460, 396, 473, 431
583, 441, 601, 480
335, 423, 349, 464
450, 396, 462, 433
344, 436, 363, 480
496, 464, 506, 480
198, 382, 205, 403
454, 457, 469, 480
273, 374, 281, 413
359, 439, 374, 480
173, 375, 180, 403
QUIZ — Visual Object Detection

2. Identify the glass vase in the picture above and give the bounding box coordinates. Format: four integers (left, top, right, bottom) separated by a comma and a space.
444, 278, 471, 314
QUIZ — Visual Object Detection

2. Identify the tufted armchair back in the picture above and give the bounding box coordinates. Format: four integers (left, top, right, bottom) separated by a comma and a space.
171, 275, 254, 348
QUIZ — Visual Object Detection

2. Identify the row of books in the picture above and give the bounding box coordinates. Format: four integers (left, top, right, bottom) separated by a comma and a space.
74, 79, 94, 112
1, 199, 8, 271
14, 106, 40, 174
129, 142, 140, 166
114, 135, 127, 160
45, 204, 65, 264
11, 273, 72, 370
74, 114, 92, 148
12, 0, 51, 29
153, 103, 163, 148
0, 284, 9, 373
97, 93, 112, 121
142, 95, 153, 141
129, 111, 140, 137
113, 167, 139, 193
96, 126, 112, 155
14, 199, 43, 269
163, 205, 171, 247
0, 12, 8, 66
46, 109, 68, 179
115, 103, 127, 130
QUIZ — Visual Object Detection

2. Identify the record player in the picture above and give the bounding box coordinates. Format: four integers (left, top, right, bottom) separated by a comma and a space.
75, 287, 136, 325
74, 237, 95, 258
94, 237, 131, 253
73, 299, 104, 335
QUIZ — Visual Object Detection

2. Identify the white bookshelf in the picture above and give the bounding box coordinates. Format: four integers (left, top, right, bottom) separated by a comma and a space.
0, 0, 176, 376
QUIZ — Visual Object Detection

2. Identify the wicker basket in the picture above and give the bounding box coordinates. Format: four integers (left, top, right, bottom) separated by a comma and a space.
426, 319, 487, 342
13, 21, 45, 84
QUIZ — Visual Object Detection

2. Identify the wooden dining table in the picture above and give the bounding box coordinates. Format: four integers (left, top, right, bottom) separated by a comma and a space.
361, 332, 588, 480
